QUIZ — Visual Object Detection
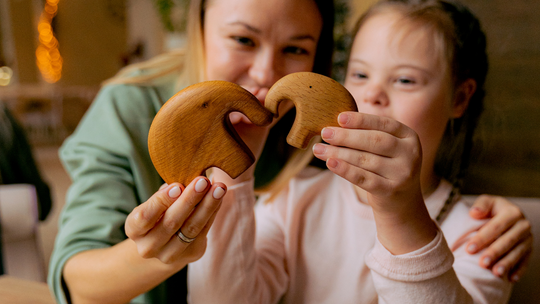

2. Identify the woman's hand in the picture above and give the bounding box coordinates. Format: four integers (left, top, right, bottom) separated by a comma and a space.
125, 177, 226, 267
312, 112, 437, 254
466, 195, 533, 282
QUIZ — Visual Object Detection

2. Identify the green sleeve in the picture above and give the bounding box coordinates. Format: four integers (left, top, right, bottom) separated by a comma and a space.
47, 82, 180, 303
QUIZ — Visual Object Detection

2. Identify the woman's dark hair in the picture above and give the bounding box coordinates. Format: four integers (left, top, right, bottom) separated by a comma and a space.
348, 0, 488, 187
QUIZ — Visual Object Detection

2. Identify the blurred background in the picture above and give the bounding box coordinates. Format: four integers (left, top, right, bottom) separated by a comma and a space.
0, 0, 539, 281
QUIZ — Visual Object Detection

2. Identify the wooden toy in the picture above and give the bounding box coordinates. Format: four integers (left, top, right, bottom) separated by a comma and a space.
265, 72, 357, 149
148, 81, 273, 186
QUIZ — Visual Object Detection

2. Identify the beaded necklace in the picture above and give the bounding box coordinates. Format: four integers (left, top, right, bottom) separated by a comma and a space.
435, 186, 460, 224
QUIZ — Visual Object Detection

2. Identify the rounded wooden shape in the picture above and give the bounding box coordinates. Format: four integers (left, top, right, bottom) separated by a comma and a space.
148, 81, 273, 186
265, 72, 357, 149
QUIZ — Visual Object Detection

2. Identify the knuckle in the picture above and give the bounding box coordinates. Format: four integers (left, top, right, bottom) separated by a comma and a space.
159, 253, 175, 264
183, 224, 201, 238
522, 220, 532, 233
489, 221, 505, 234
355, 153, 367, 167
508, 205, 522, 218
371, 133, 383, 146
139, 246, 157, 259
351, 172, 366, 187
161, 217, 180, 234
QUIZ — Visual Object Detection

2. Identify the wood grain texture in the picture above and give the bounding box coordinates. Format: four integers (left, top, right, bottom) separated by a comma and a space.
148, 81, 273, 186
265, 72, 358, 149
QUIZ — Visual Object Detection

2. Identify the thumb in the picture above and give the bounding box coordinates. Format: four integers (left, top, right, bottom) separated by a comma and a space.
469, 195, 494, 219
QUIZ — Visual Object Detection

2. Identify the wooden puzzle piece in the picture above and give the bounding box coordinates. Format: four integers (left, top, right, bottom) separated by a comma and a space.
265, 72, 357, 149
148, 81, 274, 186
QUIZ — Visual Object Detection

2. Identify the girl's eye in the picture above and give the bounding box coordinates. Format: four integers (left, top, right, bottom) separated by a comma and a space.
397, 77, 416, 85
283, 46, 308, 55
351, 72, 367, 79
232, 36, 255, 47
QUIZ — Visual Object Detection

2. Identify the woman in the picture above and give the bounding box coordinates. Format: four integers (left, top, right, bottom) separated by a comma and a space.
49, 0, 333, 303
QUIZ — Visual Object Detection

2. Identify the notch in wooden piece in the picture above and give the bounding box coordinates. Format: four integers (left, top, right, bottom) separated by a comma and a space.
265, 72, 358, 149
148, 81, 274, 186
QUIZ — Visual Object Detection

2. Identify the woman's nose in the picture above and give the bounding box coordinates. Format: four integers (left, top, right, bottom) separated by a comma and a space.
363, 82, 389, 106
249, 49, 280, 88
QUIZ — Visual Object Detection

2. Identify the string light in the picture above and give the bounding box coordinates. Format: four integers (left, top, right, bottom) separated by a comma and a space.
36, 0, 62, 83
0, 66, 13, 86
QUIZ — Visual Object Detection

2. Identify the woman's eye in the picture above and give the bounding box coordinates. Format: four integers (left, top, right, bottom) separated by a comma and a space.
283, 46, 308, 55
232, 36, 255, 47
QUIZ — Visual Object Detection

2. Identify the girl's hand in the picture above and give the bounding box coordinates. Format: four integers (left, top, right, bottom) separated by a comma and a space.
313, 112, 423, 212
125, 177, 226, 267
466, 195, 533, 282
313, 112, 437, 254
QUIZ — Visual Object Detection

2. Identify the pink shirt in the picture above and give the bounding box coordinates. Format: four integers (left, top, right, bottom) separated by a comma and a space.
188, 168, 512, 303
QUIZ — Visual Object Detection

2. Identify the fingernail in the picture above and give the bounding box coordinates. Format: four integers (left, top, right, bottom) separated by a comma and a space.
213, 187, 226, 199
327, 158, 338, 169
195, 179, 208, 192
321, 128, 334, 140
168, 186, 181, 198
483, 257, 492, 267
338, 113, 349, 125
511, 274, 520, 282
471, 206, 483, 213
497, 266, 506, 276
313, 143, 326, 155
467, 243, 477, 253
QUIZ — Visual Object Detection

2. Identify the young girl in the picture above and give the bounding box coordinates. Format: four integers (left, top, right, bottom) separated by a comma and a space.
187, 0, 515, 302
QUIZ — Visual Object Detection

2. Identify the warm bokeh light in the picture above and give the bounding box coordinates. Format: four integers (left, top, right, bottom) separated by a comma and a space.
0, 66, 14, 86
36, 0, 62, 83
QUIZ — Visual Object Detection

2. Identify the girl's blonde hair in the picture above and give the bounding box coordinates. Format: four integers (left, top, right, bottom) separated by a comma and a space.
103, 0, 336, 197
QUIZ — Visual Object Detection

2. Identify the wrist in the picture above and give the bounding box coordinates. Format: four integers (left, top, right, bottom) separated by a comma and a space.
372, 196, 438, 255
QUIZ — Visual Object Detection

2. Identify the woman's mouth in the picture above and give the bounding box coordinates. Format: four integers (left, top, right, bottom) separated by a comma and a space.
241, 86, 269, 106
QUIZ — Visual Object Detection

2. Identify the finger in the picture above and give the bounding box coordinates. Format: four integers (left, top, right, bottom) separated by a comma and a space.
466, 207, 523, 253
126, 183, 184, 239
338, 112, 411, 139
179, 183, 227, 239
508, 248, 532, 282
140, 177, 211, 251
157, 196, 223, 264
490, 236, 533, 280
324, 157, 388, 193
468, 195, 495, 219
321, 127, 400, 158
313, 143, 393, 175
477, 220, 531, 267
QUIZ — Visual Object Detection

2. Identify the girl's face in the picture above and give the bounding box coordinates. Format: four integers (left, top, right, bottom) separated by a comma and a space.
203, 0, 323, 104
345, 11, 462, 175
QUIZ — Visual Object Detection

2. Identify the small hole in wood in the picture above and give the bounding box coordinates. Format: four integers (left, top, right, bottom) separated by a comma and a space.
309, 86, 312, 88
202, 102, 209, 108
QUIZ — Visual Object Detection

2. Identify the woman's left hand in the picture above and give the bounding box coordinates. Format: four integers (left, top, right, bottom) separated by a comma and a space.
466, 195, 533, 282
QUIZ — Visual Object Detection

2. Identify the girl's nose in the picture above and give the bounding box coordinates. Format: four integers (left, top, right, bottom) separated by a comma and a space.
249, 49, 280, 88
363, 82, 389, 107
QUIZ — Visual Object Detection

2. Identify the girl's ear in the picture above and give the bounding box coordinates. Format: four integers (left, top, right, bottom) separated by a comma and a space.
452, 78, 477, 118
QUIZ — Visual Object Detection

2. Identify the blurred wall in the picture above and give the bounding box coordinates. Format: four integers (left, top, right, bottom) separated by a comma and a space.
461, 0, 540, 197
56, 0, 127, 86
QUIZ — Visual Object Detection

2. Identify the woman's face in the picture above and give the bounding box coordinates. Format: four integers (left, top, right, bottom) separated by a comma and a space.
344, 11, 459, 174
203, 0, 323, 104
